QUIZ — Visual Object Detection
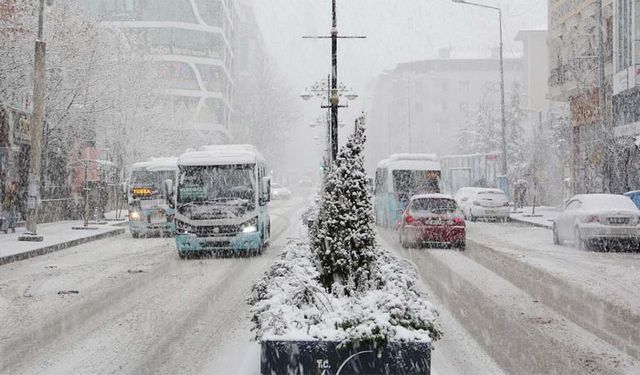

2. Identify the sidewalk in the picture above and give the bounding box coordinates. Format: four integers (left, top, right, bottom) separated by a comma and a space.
509, 206, 559, 229
0, 216, 127, 266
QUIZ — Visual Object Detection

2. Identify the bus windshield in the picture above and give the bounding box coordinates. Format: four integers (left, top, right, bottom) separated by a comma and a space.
177, 164, 255, 209
393, 170, 440, 195
130, 170, 175, 198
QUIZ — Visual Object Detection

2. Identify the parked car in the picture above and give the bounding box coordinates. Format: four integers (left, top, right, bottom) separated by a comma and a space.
624, 191, 640, 209
298, 176, 314, 187
271, 183, 292, 200
553, 194, 640, 251
398, 194, 466, 250
454, 187, 481, 207
457, 188, 510, 221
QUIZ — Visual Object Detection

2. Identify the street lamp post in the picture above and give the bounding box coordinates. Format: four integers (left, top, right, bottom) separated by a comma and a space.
452, 0, 507, 182
301, 75, 358, 165
302, 0, 365, 163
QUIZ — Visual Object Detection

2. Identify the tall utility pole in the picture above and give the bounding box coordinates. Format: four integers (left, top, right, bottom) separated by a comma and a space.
452, 0, 507, 186
329, 0, 339, 161
595, 0, 609, 192
20, 0, 47, 242
498, 7, 507, 179
303, 0, 365, 163
407, 79, 412, 152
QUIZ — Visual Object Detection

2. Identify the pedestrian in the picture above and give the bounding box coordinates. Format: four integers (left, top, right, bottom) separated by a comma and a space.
1, 181, 18, 233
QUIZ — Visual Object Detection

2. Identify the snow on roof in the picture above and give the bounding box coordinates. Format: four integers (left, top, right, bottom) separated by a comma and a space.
574, 194, 639, 210
146, 157, 177, 171
131, 157, 177, 172
178, 144, 265, 166
377, 153, 440, 170
411, 193, 454, 200
473, 188, 505, 194
130, 161, 150, 171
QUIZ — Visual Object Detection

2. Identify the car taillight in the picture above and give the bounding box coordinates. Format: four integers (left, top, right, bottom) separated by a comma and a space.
405, 215, 414, 224
453, 217, 465, 226
586, 215, 599, 223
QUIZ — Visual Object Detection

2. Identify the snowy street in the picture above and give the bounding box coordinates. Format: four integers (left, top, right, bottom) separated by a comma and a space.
379, 219, 640, 374
0, 198, 304, 375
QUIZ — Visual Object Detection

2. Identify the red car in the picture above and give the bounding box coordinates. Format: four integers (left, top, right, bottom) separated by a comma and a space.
398, 194, 466, 250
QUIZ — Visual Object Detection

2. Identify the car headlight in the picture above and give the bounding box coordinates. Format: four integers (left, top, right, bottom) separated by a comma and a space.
130, 211, 141, 220
241, 217, 258, 233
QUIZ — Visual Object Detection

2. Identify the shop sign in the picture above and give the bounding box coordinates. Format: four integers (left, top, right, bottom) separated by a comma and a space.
14, 114, 30, 144
570, 89, 600, 127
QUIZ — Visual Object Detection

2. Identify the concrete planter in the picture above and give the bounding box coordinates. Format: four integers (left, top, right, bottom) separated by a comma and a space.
261, 339, 430, 375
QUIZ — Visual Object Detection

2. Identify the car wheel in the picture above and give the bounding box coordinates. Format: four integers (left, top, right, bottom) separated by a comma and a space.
399, 230, 408, 248
455, 240, 466, 251
574, 227, 585, 250
552, 224, 561, 245
178, 251, 187, 259
131, 231, 140, 238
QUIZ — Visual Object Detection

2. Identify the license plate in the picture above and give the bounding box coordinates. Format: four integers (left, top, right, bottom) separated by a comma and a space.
150, 214, 166, 224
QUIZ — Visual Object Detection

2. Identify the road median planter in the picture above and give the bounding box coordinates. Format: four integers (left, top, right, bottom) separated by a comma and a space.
248, 239, 440, 375
261, 339, 431, 375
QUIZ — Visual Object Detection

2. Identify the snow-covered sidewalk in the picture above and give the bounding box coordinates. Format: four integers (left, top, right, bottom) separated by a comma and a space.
509, 206, 559, 229
0, 220, 126, 266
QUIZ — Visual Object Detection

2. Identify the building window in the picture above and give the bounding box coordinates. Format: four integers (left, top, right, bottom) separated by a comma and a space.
616, 0, 632, 71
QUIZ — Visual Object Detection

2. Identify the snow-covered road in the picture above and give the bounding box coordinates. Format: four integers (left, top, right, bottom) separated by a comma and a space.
0, 197, 304, 375
379, 223, 640, 375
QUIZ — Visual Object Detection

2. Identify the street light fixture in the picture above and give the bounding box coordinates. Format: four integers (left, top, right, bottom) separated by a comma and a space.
452, 0, 508, 192
300, 75, 359, 165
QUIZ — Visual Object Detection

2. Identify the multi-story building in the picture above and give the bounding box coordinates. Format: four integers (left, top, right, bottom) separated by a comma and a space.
611, 0, 640, 191
548, 0, 614, 193
366, 49, 522, 171
80, 0, 238, 144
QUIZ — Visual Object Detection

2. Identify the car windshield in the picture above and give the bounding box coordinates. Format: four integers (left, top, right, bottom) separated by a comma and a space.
177, 164, 255, 209
411, 198, 458, 213
581, 195, 639, 211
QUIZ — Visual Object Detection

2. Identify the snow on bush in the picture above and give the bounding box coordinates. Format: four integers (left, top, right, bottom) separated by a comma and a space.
248, 238, 442, 345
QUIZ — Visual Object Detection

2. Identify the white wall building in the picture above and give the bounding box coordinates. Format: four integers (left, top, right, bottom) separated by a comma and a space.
366, 50, 522, 171
80, 0, 238, 143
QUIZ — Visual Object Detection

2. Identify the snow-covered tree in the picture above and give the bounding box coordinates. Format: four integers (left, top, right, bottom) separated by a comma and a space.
312, 115, 378, 296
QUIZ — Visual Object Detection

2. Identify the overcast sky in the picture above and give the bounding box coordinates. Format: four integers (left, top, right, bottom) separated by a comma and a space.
250, 0, 547, 176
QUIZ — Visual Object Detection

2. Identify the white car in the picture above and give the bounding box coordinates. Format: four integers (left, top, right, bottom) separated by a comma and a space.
271, 183, 292, 200
553, 194, 640, 250
457, 188, 510, 221
454, 187, 482, 207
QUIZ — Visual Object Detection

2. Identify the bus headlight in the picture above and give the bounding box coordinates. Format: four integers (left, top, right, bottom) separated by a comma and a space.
242, 226, 257, 233
130, 211, 141, 221
241, 217, 258, 233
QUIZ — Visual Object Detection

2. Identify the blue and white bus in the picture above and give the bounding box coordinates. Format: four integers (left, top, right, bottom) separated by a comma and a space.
127, 157, 178, 238
168, 145, 271, 258
374, 154, 442, 228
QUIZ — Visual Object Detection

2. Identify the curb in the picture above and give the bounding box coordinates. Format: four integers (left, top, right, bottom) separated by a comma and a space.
0, 227, 126, 266
465, 238, 640, 361
509, 216, 553, 229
